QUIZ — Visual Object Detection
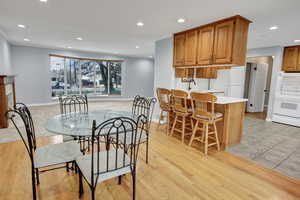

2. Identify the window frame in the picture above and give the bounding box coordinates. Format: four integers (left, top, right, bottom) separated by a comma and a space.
50, 55, 123, 98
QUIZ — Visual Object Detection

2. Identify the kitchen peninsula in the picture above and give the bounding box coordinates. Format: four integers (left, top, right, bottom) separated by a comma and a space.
214, 96, 247, 149
166, 92, 247, 150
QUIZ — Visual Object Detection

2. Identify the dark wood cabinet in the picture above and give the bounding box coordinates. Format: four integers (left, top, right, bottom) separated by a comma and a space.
197, 26, 215, 65
0, 75, 16, 128
282, 46, 299, 72
173, 33, 186, 66
185, 30, 198, 66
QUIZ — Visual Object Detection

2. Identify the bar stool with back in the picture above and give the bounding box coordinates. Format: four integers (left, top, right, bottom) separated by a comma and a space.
170, 89, 193, 143
156, 88, 172, 134
188, 92, 222, 155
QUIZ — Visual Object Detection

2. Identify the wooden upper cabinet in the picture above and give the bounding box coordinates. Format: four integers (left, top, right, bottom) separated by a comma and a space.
173, 33, 186, 66
282, 46, 299, 71
196, 68, 217, 79
213, 20, 234, 64
175, 68, 194, 78
185, 30, 198, 65
298, 47, 300, 71
173, 15, 251, 68
197, 26, 215, 65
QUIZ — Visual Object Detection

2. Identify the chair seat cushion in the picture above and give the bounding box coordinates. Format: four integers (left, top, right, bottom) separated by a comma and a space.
34, 141, 82, 168
76, 149, 132, 185
195, 112, 223, 120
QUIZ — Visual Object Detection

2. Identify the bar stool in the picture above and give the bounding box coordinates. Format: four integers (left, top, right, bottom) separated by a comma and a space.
156, 88, 172, 134
170, 89, 193, 143
188, 92, 222, 155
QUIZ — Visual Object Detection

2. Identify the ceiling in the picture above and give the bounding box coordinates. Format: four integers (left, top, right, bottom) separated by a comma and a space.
0, 0, 299, 57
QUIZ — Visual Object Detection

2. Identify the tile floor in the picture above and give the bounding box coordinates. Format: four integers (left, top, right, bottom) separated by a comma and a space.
228, 117, 300, 180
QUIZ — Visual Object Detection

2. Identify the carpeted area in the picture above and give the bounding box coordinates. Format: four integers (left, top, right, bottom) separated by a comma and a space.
228, 117, 300, 180
0, 101, 131, 144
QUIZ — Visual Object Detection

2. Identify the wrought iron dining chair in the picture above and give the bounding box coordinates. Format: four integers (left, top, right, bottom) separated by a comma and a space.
111, 95, 156, 163
5, 103, 82, 200
76, 115, 147, 200
59, 94, 89, 115
59, 94, 89, 150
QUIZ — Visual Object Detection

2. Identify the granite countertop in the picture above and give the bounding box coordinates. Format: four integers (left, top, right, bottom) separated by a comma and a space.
173, 88, 247, 104
189, 89, 224, 93
215, 96, 248, 104
190, 89, 225, 93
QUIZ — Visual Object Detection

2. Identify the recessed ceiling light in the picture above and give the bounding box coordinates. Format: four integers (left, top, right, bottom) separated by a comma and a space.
23, 38, 30, 42
67, 46, 72, 49
17, 24, 26, 28
136, 22, 144, 27
269, 26, 279, 30
294, 40, 300, 43
149, 56, 153, 58
76, 37, 83, 41
177, 18, 185, 23
135, 46, 140, 49
40, 0, 48, 2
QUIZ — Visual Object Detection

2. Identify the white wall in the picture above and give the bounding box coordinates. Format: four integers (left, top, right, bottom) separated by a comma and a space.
153, 37, 174, 120
11, 45, 154, 105
123, 58, 154, 98
0, 31, 11, 75
154, 37, 174, 89
247, 46, 284, 121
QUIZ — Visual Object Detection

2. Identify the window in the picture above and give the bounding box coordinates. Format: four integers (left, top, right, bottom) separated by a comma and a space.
109, 62, 122, 95
50, 55, 122, 97
50, 57, 65, 97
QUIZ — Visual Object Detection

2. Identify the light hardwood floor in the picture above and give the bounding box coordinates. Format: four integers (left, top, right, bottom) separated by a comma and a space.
0, 123, 300, 200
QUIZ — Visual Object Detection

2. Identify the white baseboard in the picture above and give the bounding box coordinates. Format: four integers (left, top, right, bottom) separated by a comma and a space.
28, 102, 58, 107
88, 98, 134, 102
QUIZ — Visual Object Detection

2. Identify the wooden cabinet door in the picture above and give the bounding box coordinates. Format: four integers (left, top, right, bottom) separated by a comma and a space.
213, 20, 234, 64
173, 33, 186, 66
185, 30, 198, 65
296, 47, 300, 71
195, 68, 217, 79
283, 47, 298, 71
197, 26, 215, 65
175, 68, 194, 78
175, 68, 186, 78
186, 68, 194, 78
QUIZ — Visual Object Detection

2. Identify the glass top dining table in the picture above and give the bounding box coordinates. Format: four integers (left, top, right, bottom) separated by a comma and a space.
45, 110, 133, 137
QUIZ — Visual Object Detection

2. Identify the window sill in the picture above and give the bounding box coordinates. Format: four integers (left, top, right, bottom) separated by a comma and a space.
51, 94, 132, 103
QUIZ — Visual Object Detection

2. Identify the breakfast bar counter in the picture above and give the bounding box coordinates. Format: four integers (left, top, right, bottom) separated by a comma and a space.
168, 95, 247, 150
214, 96, 247, 150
